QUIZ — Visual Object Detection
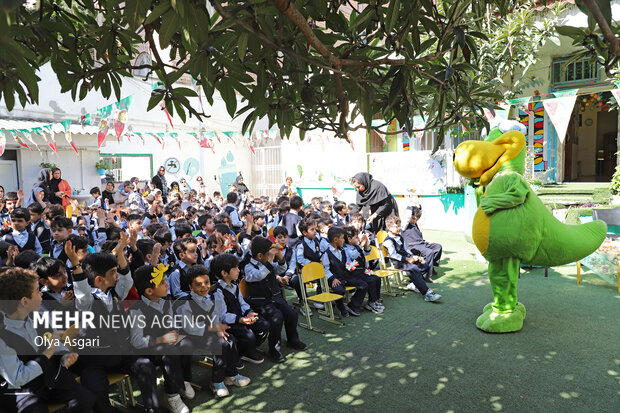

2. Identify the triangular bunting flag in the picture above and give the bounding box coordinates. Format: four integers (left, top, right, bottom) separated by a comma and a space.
99, 104, 113, 119
223, 131, 235, 143
156, 132, 166, 149
7, 129, 30, 150
244, 132, 255, 155
133, 132, 145, 146
60, 120, 78, 154
97, 119, 110, 149
169, 132, 181, 150
78, 113, 92, 128
508, 96, 534, 117
113, 111, 125, 141
42, 125, 57, 153
115, 96, 133, 111
18, 129, 40, 153
542, 91, 578, 144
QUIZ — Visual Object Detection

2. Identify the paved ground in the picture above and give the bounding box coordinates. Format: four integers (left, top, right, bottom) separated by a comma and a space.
122, 230, 620, 412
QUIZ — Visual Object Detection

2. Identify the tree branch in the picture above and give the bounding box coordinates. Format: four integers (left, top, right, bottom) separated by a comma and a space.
583, 0, 620, 57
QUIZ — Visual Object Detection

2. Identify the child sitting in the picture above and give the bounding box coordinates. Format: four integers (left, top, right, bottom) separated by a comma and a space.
402, 205, 443, 278
50, 217, 73, 263
0, 268, 94, 413
244, 236, 307, 363
2, 207, 42, 255
383, 215, 441, 302
325, 227, 366, 317
196, 213, 214, 240
212, 253, 269, 365
169, 237, 199, 299
291, 217, 326, 314
343, 226, 384, 313
333, 201, 350, 227
175, 264, 250, 398
31, 256, 75, 311
280, 195, 303, 248
27, 203, 51, 254
130, 265, 193, 413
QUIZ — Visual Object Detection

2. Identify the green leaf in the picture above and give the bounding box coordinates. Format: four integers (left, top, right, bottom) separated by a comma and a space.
217, 78, 237, 118
386, 0, 400, 33
173, 99, 186, 123
238, 31, 248, 61
147, 92, 164, 111
159, 10, 180, 49
556, 26, 585, 38
596, 0, 612, 26
388, 70, 405, 108
124, 0, 150, 29
144, 0, 171, 25
173, 87, 197, 97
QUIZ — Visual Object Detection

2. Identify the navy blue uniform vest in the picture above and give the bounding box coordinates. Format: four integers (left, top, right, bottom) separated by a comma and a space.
4, 232, 37, 253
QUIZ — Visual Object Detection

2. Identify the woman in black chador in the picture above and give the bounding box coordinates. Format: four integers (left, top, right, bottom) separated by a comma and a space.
351, 172, 398, 233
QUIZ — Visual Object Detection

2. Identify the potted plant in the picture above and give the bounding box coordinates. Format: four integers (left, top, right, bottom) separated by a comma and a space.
95, 159, 109, 175
39, 162, 57, 169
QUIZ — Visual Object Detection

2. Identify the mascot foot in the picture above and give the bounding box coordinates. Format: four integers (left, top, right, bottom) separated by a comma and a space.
476, 305, 526, 333
482, 302, 526, 318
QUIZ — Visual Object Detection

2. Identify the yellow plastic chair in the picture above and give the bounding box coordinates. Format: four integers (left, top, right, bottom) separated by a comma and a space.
299, 262, 344, 333
373, 234, 406, 296
65, 204, 74, 218
238, 278, 249, 298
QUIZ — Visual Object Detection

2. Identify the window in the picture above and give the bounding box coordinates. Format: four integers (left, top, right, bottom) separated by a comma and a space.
551, 57, 599, 85
100, 155, 153, 183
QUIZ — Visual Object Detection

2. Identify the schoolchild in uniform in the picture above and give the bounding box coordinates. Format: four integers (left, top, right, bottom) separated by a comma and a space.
290, 217, 327, 313
169, 237, 199, 299
72, 235, 136, 413
343, 226, 384, 313
2, 208, 42, 256
175, 264, 250, 398
130, 265, 193, 413
383, 215, 441, 303
27, 203, 51, 255
325, 227, 366, 317
31, 257, 75, 311
279, 195, 303, 248
244, 236, 307, 363
212, 253, 268, 365
0, 268, 95, 413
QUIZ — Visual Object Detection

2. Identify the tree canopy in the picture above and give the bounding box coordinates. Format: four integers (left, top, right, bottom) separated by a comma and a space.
0, 0, 554, 149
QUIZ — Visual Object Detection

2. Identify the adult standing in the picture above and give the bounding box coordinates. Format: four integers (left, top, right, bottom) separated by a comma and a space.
49, 168, 72, 208
151, 166, 168, 203
278, 177, 295, 197
235, 174, 250, 194
351, 172, 398, 233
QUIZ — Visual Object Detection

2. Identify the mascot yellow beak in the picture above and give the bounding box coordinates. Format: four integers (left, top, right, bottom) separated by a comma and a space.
453, 131, 526, 186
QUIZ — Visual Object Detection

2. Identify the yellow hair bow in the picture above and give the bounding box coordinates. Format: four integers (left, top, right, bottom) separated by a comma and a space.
151, 263, 169, 287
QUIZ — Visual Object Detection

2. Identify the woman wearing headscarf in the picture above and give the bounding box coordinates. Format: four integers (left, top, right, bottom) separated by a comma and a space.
235, 174, 250, 194
351, 172, 398, 233
28, 169, 52, 205
278, 176, 295, 197
151, 166, 168, 203
49, 168, 72, 208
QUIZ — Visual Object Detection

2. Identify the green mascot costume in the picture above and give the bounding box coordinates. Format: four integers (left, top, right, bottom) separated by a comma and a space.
453, 120, 607, 333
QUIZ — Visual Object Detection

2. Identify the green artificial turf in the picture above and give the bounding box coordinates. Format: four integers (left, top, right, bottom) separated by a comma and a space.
123, 230, 620, 412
